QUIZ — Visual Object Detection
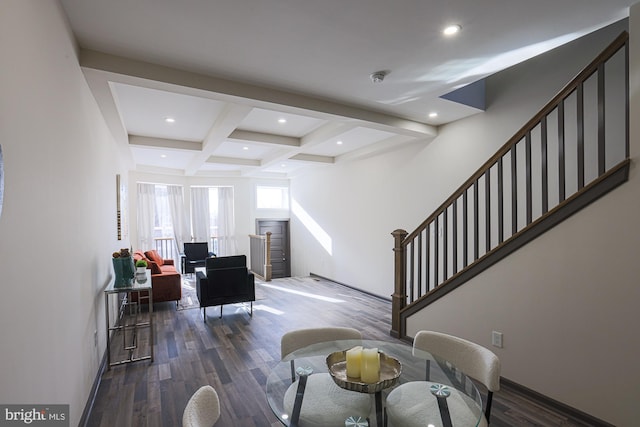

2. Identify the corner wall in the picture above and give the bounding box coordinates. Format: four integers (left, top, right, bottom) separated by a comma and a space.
0, 1, 125, 424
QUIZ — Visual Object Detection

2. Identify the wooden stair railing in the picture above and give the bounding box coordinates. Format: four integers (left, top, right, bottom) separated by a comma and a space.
249, 232, 272, 281
392, 32, 630, 339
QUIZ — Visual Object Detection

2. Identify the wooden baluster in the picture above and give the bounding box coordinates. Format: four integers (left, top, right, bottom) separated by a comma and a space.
525, 131, 533, 225
577, 83, 585, 190
597, 63, 606, 176
541, 116, 549, 214
498, 158, 504, 244
485, 169, 491, 253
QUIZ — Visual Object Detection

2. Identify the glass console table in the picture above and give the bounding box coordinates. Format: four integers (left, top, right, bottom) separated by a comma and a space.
104, 270, 153, 369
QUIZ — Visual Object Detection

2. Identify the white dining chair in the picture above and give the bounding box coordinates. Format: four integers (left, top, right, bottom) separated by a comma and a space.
281, 327, 372, 427
182, 385, 221, 427
385, 330, 501, 427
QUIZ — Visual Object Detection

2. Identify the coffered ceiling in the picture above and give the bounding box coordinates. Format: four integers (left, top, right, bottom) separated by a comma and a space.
59, 0, 634, 177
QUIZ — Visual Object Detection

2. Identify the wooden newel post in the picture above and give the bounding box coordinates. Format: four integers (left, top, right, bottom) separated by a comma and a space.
390, 229, 408, 338
265, 232, 272, 282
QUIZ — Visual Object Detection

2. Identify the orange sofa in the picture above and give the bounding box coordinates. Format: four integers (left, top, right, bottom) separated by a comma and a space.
133, 250, 182, 304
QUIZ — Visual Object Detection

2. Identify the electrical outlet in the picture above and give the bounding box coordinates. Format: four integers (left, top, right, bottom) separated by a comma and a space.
492, 331, 503, 348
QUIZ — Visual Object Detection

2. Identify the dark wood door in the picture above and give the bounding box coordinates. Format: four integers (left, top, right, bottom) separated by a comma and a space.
256, 219, 290, 278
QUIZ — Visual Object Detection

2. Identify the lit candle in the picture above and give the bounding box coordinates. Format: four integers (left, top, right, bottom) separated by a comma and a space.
346, 346, 362, 378
360, 348, 380, 383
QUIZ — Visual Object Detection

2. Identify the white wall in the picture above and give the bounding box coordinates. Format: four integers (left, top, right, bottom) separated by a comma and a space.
0, 1, 125, 425
290, 15, 636, 426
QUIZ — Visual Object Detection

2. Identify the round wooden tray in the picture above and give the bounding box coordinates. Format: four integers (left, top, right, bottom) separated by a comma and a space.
326, 350, 402, 394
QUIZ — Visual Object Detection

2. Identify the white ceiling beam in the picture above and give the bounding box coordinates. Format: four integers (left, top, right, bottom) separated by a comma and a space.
239, 122, 354, 176
257, 148, 298, 167
135, 164, 187, 176
129, 135, 202, 151
205, 156, 260, 167
184, 103, 253, 175
300, 121, 358, 148
79, 49, 437, 138
336, 134, 421, 163
81, 70, 135, 169
228, 130, 300, 147
289, 153, 334, 164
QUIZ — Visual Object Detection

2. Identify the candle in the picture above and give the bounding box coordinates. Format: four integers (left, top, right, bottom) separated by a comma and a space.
360, 348, 380, 383
346, 346, 362, 378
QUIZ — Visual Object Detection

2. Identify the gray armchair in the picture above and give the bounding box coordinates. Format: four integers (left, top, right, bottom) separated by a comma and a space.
195, 255, 255, 321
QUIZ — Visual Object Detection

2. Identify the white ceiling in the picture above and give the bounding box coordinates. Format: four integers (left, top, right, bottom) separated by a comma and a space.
59, 0, 633, 178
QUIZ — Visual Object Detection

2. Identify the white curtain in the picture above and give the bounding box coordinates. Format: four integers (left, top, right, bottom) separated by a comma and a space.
136, 183, 156, 251
217, 186, 237, 256
167, 185, 187, 262
190, 187, 210, 245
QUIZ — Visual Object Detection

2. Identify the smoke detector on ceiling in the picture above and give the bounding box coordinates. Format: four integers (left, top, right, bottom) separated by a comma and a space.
370, 70, 389, 83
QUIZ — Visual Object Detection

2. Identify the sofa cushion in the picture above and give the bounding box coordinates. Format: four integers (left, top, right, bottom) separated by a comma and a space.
160, 264, 177, 274
130, 250, 181, 305
145, 250, 164, 266
149, 261, 163, 275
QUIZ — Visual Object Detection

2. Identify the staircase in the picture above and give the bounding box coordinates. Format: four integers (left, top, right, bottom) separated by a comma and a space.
391, 32, 630, 339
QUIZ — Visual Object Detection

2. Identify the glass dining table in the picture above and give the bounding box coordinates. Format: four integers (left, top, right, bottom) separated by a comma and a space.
266, 339, 483, 427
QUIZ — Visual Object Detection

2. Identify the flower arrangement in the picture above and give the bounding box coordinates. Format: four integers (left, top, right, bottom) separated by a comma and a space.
112, 248, 135, 287
112, 248, 131, 258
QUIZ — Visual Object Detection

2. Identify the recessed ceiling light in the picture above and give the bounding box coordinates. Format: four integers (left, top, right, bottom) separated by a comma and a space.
336, 140, 343, 145
278, 118, 287, 124
281, 163, 286, 168
443, 24, 461, 36
160, 154, 167, 158
243, 146, 249, 151
164, 117, 175, 123
429, 112, 438, 118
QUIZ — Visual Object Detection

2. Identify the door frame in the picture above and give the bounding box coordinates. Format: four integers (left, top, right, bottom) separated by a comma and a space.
256, 218, 291, 278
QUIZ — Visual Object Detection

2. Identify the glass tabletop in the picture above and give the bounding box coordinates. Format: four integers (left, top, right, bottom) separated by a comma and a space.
105, 270, 152, 293
265, 339, 483, 427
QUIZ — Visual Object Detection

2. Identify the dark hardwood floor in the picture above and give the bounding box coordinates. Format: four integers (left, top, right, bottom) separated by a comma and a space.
87, 276, 597, 427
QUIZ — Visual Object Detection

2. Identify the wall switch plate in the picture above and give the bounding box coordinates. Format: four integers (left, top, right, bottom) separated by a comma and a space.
492, 331, 503, 348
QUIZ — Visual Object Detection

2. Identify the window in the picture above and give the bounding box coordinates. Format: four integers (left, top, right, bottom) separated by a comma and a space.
136, 183, 184, 262
153, 185, 174, 239
257, 186, 289, 209
190, 186, 235, 256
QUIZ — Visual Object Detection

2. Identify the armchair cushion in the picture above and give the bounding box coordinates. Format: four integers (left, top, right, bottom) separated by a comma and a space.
184, 242, 210, 260
205, 255, 246, 270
